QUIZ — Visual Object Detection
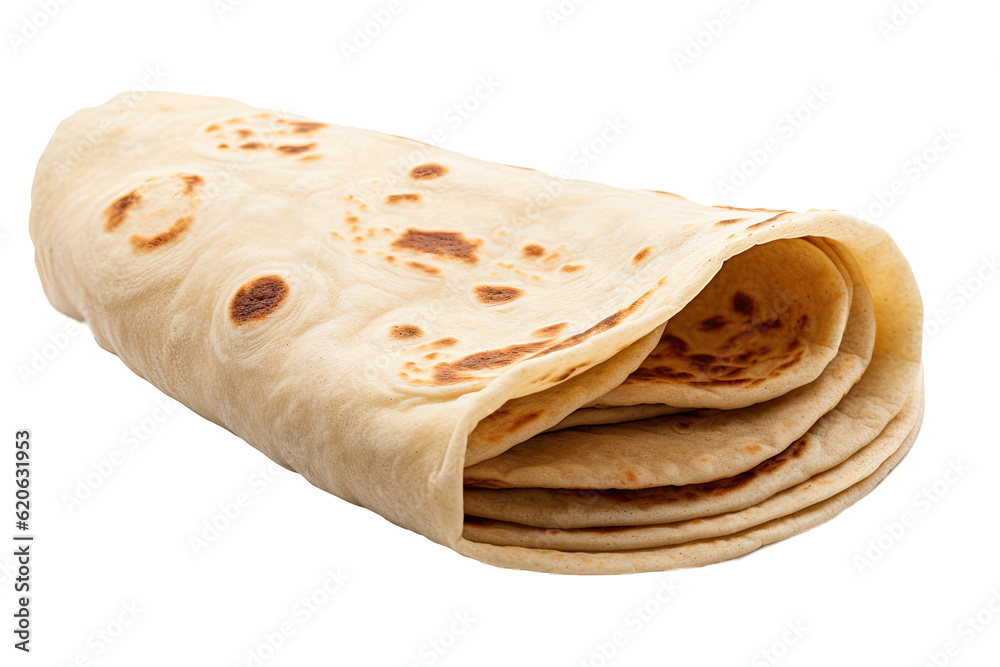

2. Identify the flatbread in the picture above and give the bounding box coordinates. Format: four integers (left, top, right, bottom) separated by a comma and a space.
30, 92, 924, 574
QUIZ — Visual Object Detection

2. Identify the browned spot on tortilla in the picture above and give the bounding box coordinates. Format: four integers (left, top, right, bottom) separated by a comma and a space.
553, 365, 582, 382
482, 409, 510, 422
129, 217, 192, 252
432, 341, 550, 384
205, 124, 220, 132
406, 261, 441, 275
424, 353, 438, 360
385, 193, 421, 204
532, 322, 568, 338
628, 367, 695, 381
660, 334, 689, 354
104, 191, 141, 231
698, 315, 728, 331
276, 143, 315, 154
236, 129, 253, 139
429, 337, 459, 348
746, 211, 793, 230
392, 229, 480, 262
217, 143, 229, 149
733, 291, 754, 316
473, 285, 524, 305
409, 163, 447, 180
560, 264, 583, 273
509, 411, 543, 431
240, 142, 263, 150
775, 350, 805, 371
390, 324, 423, 339
689, 377, 759, 387
755, 318, 782, 333
345, 215, 359, 223
229, 275, 289, 324
713, 217, 746, 226
522, 244, 545, 258
532, 287, 653, 358
181, 174, 204, 194
632, 247, 652, 264
292, 121, 328, 133
297, 153, 323, 162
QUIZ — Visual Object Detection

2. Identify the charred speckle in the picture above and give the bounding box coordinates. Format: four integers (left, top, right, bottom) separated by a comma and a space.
522, 244, 545, 258
229, 275, 289, 324
129, 216, 192, 253
292, 122, 328, 133
733, 291, 755, 316
473, 285, 524, 305
385, 194, 421, 204
390, 324, 423, 339
698, 315, 728, 331
392, 229, 480, 262
531, 322, 568, 338
408, 163, 447, 180
104, 191, 141, 231
276, 143, 315, 154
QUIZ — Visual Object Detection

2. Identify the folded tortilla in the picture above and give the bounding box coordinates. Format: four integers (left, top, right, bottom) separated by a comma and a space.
30, 92, 923, 575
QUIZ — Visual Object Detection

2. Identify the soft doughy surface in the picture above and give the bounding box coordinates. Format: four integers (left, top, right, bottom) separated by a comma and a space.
30, 92, 923, 574
463, 373, 922, 550
464, 353, 918, 525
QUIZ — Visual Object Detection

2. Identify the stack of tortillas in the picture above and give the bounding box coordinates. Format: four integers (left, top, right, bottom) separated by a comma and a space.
30, 92, 923, 574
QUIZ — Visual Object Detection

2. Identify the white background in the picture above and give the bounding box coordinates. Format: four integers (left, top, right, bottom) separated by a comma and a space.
2, 0, 999, 665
